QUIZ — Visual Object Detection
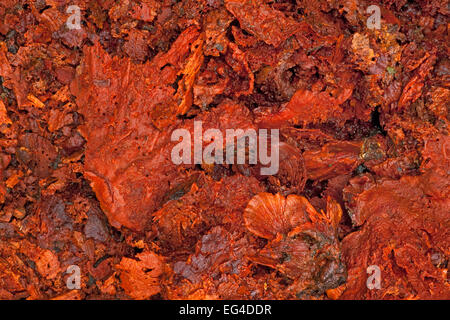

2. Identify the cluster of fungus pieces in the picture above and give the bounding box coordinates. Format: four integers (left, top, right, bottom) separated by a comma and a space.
244, 193, 346, 298
341, 133, 450, 300
0, 0, 448, 300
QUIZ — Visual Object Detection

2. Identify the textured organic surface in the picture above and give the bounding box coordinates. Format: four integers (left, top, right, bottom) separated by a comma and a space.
0, 0, 448, 300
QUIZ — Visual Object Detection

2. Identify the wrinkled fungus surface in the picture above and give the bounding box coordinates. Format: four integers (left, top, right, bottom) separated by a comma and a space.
0, 0, 448, 300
